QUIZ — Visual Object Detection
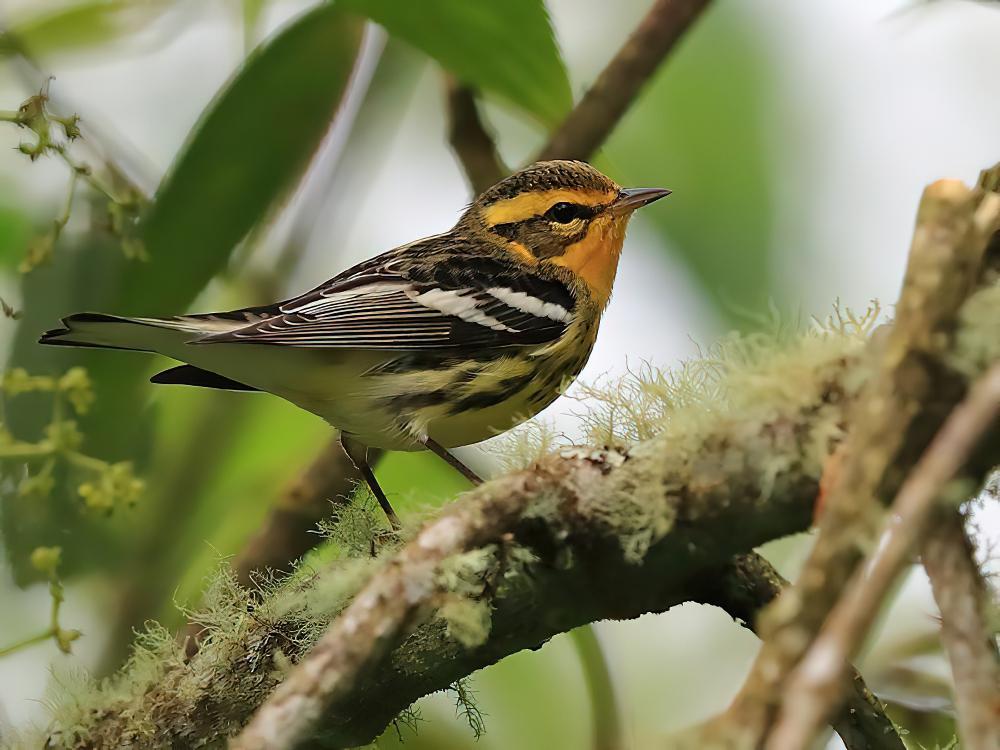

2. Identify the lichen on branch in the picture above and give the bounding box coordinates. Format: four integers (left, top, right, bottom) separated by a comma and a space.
35, 312, 891, 749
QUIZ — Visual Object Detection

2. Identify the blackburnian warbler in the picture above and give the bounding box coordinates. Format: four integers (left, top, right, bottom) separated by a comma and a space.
40, 160, 670, 527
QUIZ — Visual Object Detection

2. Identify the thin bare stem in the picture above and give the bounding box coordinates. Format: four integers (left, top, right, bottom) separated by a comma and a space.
922, 512, 1000, 750
569, 625, 624, 750
767, 363, 1000, 749
710, 178, 1000, 748
537, 0, 713, 161
445, 76, 507, 193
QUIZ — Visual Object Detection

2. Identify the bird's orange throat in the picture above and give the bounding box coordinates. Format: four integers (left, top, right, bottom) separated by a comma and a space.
551, 214, 628, 308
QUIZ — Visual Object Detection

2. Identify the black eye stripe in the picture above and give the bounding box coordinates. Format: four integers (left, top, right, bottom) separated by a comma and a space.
544, 202, 595, 223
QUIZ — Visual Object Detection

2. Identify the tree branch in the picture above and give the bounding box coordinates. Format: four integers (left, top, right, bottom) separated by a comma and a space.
536, 0, 713, 162
709, 178, 1000, 748
230, 301, 943, 749
686, 554, 905, 750
766, 363, 1000, 749
922, 511, 1000, 750
232, 442, 379, 586
72, 320, 861, 749
46, 259, 1000, 747
445, 76, 506, 194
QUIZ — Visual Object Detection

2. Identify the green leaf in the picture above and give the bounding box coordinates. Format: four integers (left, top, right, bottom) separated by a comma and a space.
340, 0, 571, 125
119, 4, 363, 314
2, 5, 362, 582
3, 0, 172, 59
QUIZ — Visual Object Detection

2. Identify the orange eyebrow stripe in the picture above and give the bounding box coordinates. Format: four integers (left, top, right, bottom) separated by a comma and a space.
483, 188, 618, 226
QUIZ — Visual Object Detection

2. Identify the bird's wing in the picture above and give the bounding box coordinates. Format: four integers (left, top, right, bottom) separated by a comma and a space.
194, 245, 576, 350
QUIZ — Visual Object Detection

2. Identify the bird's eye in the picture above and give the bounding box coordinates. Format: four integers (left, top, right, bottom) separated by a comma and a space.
546, 202, 583, 224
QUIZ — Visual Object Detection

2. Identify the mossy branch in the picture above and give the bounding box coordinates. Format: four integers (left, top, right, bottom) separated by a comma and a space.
40, 256, 1000, 747
233, 172, 1000, 748
707, 174, 1000, 748
44, 312, 876, 748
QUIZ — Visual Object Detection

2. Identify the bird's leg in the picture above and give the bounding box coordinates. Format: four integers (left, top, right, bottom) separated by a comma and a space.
420, 436, 484, 486
340, 434, 401, 530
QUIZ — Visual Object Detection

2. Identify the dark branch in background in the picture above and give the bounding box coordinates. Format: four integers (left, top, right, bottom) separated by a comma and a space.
921, 511, 1000, 750
181, 443, 381, 655
688, 554, 905, 750
537, 0, 713, 161
233, 443, 380, 585
767, 363, 1000, 749
709, 176, 1000, 749
444, 76, 506, 193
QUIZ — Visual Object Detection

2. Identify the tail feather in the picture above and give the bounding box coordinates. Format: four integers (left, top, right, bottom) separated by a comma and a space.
39, 313, 200, 352
150, 364, 258, 392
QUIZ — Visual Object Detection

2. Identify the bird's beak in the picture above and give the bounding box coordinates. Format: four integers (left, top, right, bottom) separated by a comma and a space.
610, 187, 672, 216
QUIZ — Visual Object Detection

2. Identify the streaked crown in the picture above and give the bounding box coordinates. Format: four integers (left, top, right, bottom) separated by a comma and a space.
458, 161, 669, 306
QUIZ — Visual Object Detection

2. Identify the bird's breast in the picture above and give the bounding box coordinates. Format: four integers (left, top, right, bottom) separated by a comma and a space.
346, 319, 597, 450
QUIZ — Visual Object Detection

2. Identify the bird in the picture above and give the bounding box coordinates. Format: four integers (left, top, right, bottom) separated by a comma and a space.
40, 160, 670, 528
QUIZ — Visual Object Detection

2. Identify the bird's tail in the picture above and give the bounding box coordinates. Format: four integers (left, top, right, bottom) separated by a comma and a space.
39, 312, 206, 352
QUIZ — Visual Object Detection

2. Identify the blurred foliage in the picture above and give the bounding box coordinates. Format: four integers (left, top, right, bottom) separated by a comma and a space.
0, 366, 142, 515
0, 86, 145, 273
0, 545, 80, 659
121, 3, 362, 315
3, 3, 363, 581
340, 0, 571, 125
0, 1, 175, 60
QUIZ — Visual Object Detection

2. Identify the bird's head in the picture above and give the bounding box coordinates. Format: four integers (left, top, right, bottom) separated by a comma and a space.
460, 160, 670, 306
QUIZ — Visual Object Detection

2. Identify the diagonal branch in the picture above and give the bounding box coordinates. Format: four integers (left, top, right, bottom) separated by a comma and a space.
227, 326, 865, 748
766, 363, 1000, 749
537, 0, 713, 162
445, 76, 507, 193
922, 510, 1000, 750
708, 177, 1000, 748
687, 554, 905, 750
232, 443, 379, 586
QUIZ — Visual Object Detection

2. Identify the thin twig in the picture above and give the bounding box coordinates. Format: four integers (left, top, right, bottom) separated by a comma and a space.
922, 511, 1000, 750
687, 554, 905, 750
711, 178, 1000, 747
445, 76, 507, 193
536, 0, 713, 162
568, 625, 624, 750
767, 363, 1000, 750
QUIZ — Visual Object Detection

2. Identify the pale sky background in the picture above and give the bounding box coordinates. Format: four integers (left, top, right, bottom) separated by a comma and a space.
0, 0, 998, 746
